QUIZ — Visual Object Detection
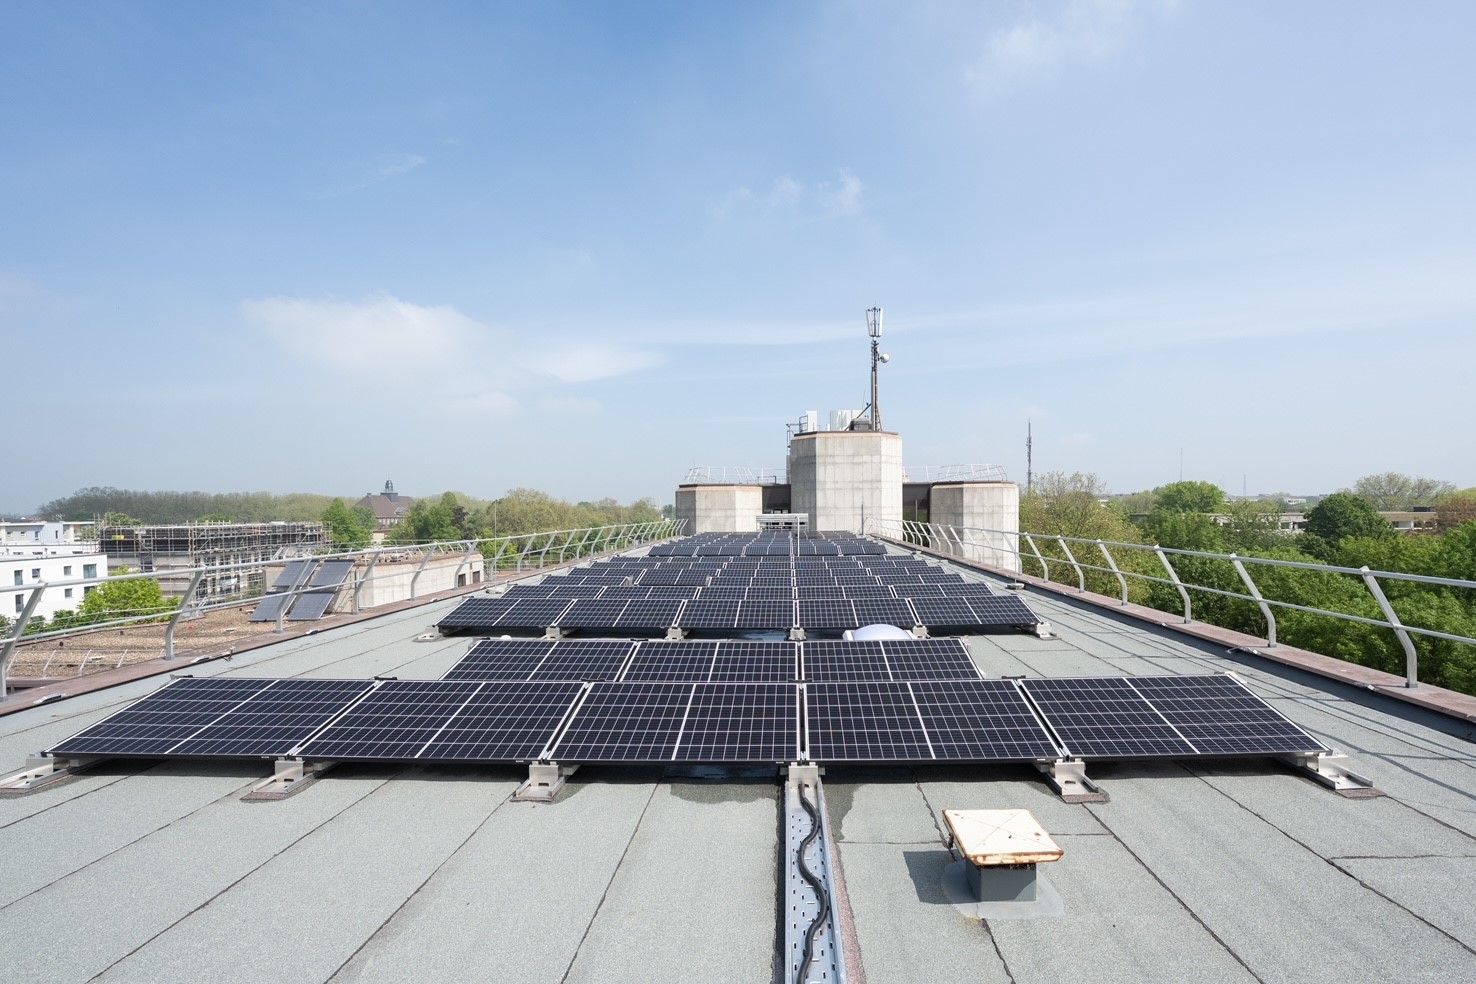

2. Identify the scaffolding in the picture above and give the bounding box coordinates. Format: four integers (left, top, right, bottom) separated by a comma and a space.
99, 523, 326, 599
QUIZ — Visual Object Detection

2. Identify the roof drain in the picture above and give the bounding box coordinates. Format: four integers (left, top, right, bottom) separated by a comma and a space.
784, 763, 847, 984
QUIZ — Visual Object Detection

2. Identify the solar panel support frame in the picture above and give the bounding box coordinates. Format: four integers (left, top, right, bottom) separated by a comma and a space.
1278, 750, 1379, 797
245, 756, 338, 801
513, 761, 582, 803
1033, 758, 1107, 804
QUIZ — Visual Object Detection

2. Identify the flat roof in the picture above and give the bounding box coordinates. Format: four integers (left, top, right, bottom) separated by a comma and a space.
2, 553, 1474, 983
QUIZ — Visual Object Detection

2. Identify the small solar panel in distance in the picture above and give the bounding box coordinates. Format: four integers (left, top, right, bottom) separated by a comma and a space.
442, 640, 558, 680
436, 597, 572, 634
299, 680, 486, 760
1129, 675, 1331, 755
880, 639, 982, 681
1022, 677, 1196, 758
48, 677, 277, 757
555, 599, 630, 628
549, 683, 693, 761
248, 594, 293, 622
623, 641, 719, 682
712, 641, 798, 682
966, 595, 1042, 627
910, 680, 1062, 760
168, 679, 377, 757
805, 682, 932, 761
418, 680, 586, 762
673, 684, 798, 762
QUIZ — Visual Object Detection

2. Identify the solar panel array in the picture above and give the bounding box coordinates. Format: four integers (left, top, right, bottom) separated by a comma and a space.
49, 672, 1329, 765
437, 543, 1043, 635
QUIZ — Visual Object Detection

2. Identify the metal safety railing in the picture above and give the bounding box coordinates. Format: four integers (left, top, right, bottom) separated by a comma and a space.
866, 517, 1476, 690
1, 519, 683, 700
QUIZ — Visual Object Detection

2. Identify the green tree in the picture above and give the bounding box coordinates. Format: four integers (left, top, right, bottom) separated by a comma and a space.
1151, 480, 1226, 514
78, 568, 176, 624
1301, 492, 1396, 560
322, 498, 376, 550
1351, 473, 1455, 510
1019, 472, 1152, 598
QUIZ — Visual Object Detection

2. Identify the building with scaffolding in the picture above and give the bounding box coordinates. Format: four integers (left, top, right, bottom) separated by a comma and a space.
98, 522, 325, 599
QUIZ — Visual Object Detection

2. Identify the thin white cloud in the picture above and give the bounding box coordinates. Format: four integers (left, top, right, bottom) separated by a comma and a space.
540, 395, 601, 416
242, 293, 481, 373
965, 0, 1175, 96
319, 153, 427, 197
709, 169, 864, 220
529, 343, 665, 383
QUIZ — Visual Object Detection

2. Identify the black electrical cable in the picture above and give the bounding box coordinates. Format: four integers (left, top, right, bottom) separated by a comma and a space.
795, 783, 831, 983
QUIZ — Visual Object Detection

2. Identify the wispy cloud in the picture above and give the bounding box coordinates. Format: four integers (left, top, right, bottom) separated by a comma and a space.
243, 293, 662, 406
965, 0, 1176, 97
709, 168, 864, 221
319, 153, 427, 198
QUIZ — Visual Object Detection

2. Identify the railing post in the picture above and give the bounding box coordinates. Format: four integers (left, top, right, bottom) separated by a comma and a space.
1, 584, 47, 701
353, 552, 380, 613
1097, 540, 1128, 605
1230, 554, 1276, 648
164, 569, 205, 661
410, 546, 436, 600
1057, 536, 1085, 592
1360, 566, 1419, 688
1155, 547, 1192, 623
1023, 533, 1049, 581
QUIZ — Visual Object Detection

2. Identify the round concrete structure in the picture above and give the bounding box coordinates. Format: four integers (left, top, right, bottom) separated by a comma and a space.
674, 484, 765, 534
927, 481, 1020, 572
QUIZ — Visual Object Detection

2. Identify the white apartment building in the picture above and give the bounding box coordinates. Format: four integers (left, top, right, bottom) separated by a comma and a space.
2, 549, 109, 622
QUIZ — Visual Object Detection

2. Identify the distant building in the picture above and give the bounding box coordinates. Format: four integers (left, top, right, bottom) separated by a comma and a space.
3, 549, 108, 621
99, 522, 325, 599
0, 520, 96, 546
356, 480, 416, 541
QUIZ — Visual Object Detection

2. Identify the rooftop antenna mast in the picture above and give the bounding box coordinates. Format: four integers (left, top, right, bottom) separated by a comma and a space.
1026, 419, 1033, 494
865, 307, 889, 430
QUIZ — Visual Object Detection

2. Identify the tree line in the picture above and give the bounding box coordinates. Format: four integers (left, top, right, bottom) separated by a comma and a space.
1016, 473, 1476, 696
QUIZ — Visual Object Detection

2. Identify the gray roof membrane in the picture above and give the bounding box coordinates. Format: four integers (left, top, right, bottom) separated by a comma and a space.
1, 564, 1474, 984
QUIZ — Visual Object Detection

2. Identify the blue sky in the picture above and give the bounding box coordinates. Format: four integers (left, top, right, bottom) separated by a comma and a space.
4, 1, 1473, 512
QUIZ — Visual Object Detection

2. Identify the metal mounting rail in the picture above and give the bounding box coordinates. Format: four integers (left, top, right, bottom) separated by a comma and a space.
784, 764, 847, 984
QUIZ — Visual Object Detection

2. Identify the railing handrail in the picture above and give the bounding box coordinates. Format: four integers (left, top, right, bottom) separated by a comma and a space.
1, 519, 682, 699
866, 517, 1475, 690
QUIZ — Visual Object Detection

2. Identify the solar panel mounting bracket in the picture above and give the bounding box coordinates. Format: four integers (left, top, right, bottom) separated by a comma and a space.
1032, 621, 1055, 639
1035, 758, 1108, 803
1279, 751, 1382, 798
514, 761, 580, 803
0, 754, 94, 797
244, 757, 337, 801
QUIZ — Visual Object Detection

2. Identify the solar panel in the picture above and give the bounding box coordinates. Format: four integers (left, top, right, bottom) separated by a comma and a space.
169, 679, 376, 757
554, 600, 630, 628
532, 640, 637, 681
442, 640, 558, 680
734, 600, 796, 630
1127, 675, 1331, 755
804, 641, 892, 681
248, 594, 292, 622
613, 599, 684, 630
879, 639, 982, 680
907, 595, 1040, 631
299, 680, 486, 760
271, 559, 318, 590
549, 683, 693, 761
436, 597, 573, 633
1021, 677, 1196, 757
48, 677, 279, 757
805, 683, 932, 761
712, 641, 798, 682
677, 599, 740, 630
418, 681, 587, 761
850, 599, 919, 629
797, 600, 858, 630
673, 684, 798, 761
623, 641, 719, 682
285, 591, 335, 621
909, 680, 1063, 760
